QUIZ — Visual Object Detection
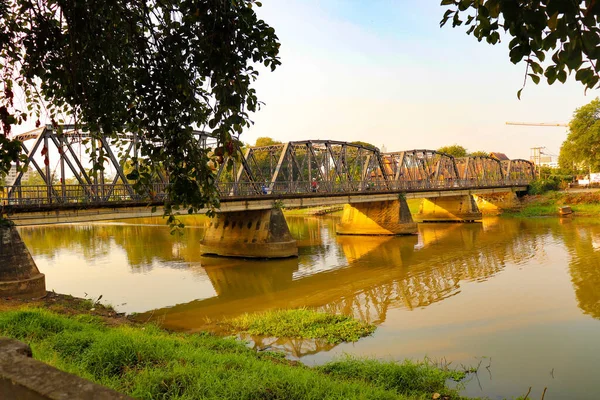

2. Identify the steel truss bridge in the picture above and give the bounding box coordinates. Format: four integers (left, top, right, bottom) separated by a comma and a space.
1, 126, 535, 214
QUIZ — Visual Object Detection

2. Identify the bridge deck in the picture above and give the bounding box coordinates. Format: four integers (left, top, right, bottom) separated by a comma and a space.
4, 185, 527, 226
2, 126, 534, 224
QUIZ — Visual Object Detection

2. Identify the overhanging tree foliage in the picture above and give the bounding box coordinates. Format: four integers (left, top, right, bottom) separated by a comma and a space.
0, 0, 280, 222
559, 97, 600, 173
441, 0, 600, 97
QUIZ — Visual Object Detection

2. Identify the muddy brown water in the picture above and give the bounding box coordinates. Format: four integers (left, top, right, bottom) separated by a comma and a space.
19, 215, 600, 400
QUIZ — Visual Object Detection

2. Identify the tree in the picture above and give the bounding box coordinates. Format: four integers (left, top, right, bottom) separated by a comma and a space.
469, 150, 489, 157
442, 1, 600, 96
0, 0, 280, 223
249, 137, 283, 181
254, 137, 282, 147
21, 172, 48, 186
558, 98, 600, 173
350, 141, 379, 151
437, 144, 467, 158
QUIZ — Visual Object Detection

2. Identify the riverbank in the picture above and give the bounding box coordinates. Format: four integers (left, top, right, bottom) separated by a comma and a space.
504, 191, 600, 217
0, 293, 478, 400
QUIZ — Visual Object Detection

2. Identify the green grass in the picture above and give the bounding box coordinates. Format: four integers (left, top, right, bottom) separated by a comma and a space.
318, 356, 467, 398
0, 309, 474, 399
222, 308, 376, 344
503, 191, 600, 217
502, 204, 558, 217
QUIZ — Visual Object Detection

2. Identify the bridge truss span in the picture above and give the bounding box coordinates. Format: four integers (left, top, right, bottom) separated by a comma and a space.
219, 141, 387, 197
381, 150, 460, 186
1, 125, 535, 211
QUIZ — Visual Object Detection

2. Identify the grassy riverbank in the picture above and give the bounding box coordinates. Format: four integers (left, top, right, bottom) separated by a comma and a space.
221, 308, 376, 344
504, 191, 600, 217
0, 305, 474, 400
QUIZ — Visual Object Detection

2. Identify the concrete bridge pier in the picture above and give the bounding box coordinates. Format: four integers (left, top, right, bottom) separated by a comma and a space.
336, 199, 418, 235
414, 195, 482, 222
473, 192, 520, 215
0, 224, 46, 299
199, 208, 298, 258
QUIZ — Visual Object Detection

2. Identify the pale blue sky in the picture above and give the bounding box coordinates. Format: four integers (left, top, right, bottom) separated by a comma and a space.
246, 1, 593, 160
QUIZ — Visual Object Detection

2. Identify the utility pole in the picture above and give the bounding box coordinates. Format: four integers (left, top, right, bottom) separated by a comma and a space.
506, 122, 568, 177
530, 147, 545, 177
530, 147, 544, 167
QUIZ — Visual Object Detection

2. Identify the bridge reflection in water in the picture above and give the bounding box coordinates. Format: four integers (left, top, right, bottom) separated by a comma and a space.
137, 218, 542, 343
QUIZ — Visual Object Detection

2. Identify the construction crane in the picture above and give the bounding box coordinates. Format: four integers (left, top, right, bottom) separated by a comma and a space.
505, 121, 568, 173
505, 122, 568, 127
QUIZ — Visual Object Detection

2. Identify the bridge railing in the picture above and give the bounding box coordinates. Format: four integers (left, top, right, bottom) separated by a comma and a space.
1, 179, 531, 207
0, 183, 169, 206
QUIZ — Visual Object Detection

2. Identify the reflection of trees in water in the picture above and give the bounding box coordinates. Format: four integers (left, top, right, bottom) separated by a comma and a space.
19, 225, 112, 260
19, 223, 206, 271
288, 216, 350, 276
558, 219, 600, 319
286, 216, 323, 243
477, 218, 600, 320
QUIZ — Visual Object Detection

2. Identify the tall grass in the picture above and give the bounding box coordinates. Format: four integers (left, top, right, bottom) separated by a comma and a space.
318, 357, 467, 398
0, 309, 471, 400
223, 308, 376, 344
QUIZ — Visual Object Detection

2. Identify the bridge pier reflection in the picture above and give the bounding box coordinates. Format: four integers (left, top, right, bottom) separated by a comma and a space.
199, 208, 298, 258
336, 199, 417, 235
414, 195, 482, 222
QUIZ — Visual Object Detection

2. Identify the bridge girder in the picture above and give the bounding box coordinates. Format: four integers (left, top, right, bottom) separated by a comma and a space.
2, 126, 535, 209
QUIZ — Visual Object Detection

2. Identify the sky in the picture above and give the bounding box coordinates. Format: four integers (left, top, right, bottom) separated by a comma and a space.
243, 0, 595, 160
10, 1, 594, 162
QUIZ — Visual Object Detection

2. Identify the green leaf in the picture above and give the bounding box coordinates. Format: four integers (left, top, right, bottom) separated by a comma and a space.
548, 12, 559, 30
529, 60, 543, 74
528, 74, 540, 84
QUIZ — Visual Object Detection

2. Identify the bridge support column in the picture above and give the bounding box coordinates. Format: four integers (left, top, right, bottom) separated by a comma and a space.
0, 224, 46, 298
336, 199, 417, 235
473, 192, 519, 215
414, 195, 482, 222
199, 208, 297, 258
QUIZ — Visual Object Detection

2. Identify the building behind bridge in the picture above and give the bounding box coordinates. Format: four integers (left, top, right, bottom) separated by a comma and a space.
4, 164, 34, 185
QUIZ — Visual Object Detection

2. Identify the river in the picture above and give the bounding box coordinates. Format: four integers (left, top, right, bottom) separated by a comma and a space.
18, 215, 600, 400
